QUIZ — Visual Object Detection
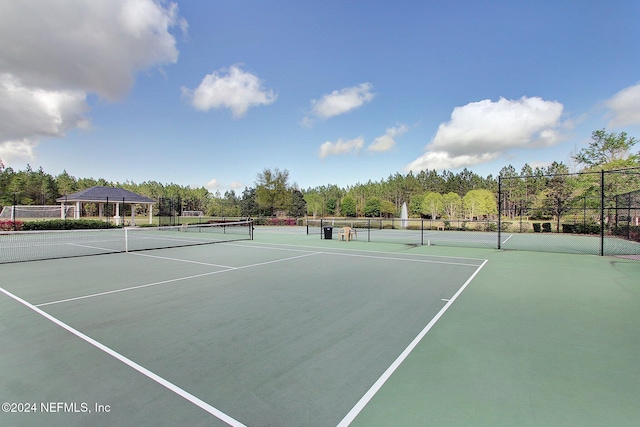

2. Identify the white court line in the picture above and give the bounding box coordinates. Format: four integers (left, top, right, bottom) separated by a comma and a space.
67, 242, 121, 253
36, 252, 319, 307
322, 251, 482, 267
225, 241, 487, 265
0, 286, 246, 427
502, 234, 514, 244
336, 259, 488, 427
130, 252, 237, 269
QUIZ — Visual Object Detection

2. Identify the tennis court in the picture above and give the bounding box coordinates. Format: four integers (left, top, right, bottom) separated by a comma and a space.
308, 220, 640, 257
1, 225, 639, 426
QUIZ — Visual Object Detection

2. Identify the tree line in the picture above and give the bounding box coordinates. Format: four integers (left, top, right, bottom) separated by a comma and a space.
1, 129, 637, 221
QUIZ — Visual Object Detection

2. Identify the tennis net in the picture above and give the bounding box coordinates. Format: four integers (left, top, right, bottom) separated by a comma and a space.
0, 220, 253, 263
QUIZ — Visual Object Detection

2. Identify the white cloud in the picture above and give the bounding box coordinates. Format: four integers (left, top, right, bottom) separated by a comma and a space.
182, 66, 277, 118
605, 82, 640, 127
0, 74, 89, 163
405, 97, 564, 172
368, 124, 409, 153
307, 83, 374, 123
229, 181, 245, 190
0, 0, 183, 100
319, 137, 365, 158
0, 139, 38, 165
205, 178, 245, 192
0, 75, 88, 140
406, 151, 500, 172
205, 178, 221, 190
0, 0, 184, 164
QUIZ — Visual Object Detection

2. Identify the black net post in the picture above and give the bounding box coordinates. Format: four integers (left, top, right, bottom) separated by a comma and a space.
627, 193, 631, 240
498, 175, 502, 249
600, 170, 605, 256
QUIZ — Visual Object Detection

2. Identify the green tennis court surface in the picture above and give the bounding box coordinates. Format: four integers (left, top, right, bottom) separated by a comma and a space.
1, 226, 639, 426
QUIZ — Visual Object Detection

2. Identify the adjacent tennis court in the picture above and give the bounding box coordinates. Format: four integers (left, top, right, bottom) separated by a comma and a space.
1, 226, 639, 426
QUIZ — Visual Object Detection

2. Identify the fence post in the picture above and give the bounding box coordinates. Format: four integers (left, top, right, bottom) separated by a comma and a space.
498, 175, 502, 249
12, 193, 17, 230
600, 170, 605, 256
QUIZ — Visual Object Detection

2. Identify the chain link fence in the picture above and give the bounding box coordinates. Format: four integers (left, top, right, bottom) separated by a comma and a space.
306, 169, 639, 258
498, 168, 640, 257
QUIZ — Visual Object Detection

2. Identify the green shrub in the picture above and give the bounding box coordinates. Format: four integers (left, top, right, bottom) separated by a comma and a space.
500, 221, 512, 231
562, 224, 575, 233
532, 223, 541, 233
574, 223, 600, 235
542, 222, 552, 232
21, 219, 118, 231
612, 225, 640, 242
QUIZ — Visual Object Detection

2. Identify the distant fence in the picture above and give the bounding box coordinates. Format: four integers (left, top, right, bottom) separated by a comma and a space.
498, 168, 640, 257
306, 168, 640, 258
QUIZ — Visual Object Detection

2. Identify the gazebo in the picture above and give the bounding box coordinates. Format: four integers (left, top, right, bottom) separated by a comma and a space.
56, 186, 155, 226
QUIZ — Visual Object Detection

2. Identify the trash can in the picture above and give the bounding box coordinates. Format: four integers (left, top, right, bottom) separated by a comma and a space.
323, 226, 333, 239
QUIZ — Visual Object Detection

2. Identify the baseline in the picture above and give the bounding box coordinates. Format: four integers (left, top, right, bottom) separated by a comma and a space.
225, 241, 487, 266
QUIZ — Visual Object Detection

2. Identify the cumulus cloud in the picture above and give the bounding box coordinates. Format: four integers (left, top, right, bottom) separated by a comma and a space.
182, 66, 277, 118
229, 181, 245, 190
368, 124, 409, 153
0, 139, 38, 165
405, 97, 564, 172
0, 74, 89, 163
0, 0, 183, 100
0, 0, 184, 164
205, 178, 245, 192
205, 178, 221, 190
605, 82, 640, 127
305, 83, 374, 125
319, 137, 365, 158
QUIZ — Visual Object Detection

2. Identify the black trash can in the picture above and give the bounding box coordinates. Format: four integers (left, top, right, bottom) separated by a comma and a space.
323, 226, 333, 239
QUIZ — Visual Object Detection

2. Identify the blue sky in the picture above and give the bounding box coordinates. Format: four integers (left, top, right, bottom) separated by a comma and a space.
1, 1, 639, 193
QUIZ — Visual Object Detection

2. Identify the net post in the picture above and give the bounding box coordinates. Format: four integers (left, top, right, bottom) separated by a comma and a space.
124, 227, 129, 253
421, 218, 424, 246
